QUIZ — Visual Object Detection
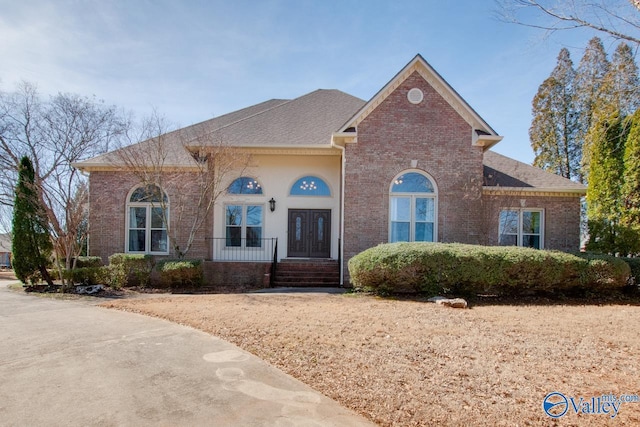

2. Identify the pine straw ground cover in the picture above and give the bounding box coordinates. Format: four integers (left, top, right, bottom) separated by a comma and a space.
102, 294, 640, 426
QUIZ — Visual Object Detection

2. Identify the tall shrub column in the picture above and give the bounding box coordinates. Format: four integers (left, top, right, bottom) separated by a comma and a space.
11, 156, 54, 286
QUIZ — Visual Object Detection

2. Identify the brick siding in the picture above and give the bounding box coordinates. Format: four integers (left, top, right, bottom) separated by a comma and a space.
88, 171, 210, 263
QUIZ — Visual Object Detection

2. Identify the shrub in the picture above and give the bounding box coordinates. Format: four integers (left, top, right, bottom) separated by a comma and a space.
156, 259, 203, 289
574, 253, 631, 291
64, 266, 110, 286
74, 256, 104, 268
348, 243, 630, 296
108, 253, 153, 288
623, 257, 640, 286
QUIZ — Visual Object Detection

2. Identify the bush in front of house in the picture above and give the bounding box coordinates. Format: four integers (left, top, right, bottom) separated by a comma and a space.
156, 259, 203, 289
348, 242, 631, 296
74, 256, 104, 268
64, 266, 110, 286
108, 253, 153, 288
620, 257, 640, 286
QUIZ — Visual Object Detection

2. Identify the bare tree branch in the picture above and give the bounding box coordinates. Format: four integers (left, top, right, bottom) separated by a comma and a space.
496, 0, 640, 46
0, 82, 129, 280
113, 111, 251, 258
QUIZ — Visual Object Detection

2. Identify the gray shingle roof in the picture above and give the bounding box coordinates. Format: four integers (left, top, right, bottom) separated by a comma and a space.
483, 150, 586, 193
75, 90, 365, 169
192, 89, 366, 147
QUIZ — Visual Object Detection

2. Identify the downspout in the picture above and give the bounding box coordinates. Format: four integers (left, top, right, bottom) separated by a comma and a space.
332, 140, 346, 287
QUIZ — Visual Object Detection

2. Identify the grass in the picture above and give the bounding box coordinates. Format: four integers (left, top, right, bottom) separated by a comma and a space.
101, 292, 640, 426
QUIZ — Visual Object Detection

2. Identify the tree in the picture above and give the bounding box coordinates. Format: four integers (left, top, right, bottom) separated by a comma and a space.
601, 42, 640, 116
530, 48, 581, 181
497, 0, 640, 46
585, 110, 634, 254
575, 37, 610, 178
0, 83, 128, 279
113, 112, 251, 259
621, 109, 640, 245
12, 156, 54, 286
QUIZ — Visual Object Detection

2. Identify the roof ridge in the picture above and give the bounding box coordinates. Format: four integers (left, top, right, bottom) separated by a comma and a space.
208, 98, 291, 132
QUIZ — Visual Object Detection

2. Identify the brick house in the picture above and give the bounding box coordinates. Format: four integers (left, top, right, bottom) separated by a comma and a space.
74, 54, 585, 287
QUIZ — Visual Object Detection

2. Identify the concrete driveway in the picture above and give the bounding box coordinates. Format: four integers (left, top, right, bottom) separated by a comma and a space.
0, 279, 375, 426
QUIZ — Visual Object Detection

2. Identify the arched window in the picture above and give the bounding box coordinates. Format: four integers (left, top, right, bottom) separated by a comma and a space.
227, 177, 263, 195
127, 184, 169, 254
389, 171, 437, 243
290, 176, 331, 196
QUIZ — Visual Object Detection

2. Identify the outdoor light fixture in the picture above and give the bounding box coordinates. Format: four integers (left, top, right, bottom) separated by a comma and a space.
269, 197, 276, 212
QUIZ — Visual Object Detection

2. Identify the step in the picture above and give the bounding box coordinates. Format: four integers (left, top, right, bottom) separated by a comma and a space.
273, 259, 340, 287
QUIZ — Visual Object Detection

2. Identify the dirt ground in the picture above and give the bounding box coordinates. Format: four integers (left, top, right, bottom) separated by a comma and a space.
100, 292, 640, 426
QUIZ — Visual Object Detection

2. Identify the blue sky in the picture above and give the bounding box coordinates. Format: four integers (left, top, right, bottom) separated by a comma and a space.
0, 0, 633, 164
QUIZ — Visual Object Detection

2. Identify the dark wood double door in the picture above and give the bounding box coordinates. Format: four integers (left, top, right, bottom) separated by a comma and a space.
287, 209, 331, 258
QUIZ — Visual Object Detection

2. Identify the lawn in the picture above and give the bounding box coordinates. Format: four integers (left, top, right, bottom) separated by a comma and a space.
103, 293, 640, 426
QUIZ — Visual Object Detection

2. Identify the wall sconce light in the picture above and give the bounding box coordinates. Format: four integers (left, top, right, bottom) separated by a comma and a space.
269, 197, 276, 212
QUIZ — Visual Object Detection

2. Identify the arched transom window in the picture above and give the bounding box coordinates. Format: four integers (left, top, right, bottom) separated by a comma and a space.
290, 176, 331, 196
227, 177, 264, 195
389, 171, 437, 242
127, 184, 169, 254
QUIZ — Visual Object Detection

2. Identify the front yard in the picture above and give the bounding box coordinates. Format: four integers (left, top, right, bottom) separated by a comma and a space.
102, 293, 640, 426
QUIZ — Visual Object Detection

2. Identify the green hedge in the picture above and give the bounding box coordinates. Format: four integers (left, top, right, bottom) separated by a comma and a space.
348, 243, 631, 296
74, 256, 104, 268
622, 257, 640, 286
156, 259, 203, 289
64, 266, 110, 286
108, 253, 153, 288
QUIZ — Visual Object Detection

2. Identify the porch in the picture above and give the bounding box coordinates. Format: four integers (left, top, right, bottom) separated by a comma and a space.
202, 238, 341, 289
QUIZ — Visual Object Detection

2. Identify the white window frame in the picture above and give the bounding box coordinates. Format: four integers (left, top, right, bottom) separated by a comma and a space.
498, 208, 544, 249
125, 187, 169, 255
388, 170, 438, 243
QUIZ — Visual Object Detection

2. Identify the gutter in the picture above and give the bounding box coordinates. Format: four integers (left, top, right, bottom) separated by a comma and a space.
331, 138, 347, 287
482, 186, 587, 196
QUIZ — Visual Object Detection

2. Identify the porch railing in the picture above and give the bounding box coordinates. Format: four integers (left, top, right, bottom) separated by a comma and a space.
270, 239, 278, 287
209, 237, 278, 262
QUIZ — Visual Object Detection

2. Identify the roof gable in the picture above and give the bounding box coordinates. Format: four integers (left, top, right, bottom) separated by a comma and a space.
334, 54, 502, 149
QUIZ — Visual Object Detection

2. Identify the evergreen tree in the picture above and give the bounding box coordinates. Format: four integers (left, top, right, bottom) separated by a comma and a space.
621, 109, 640, 253
575, 37, 610, 178
11, 156, 54, 286
602, 42, 640, 116
530, 48, 580, 181
586, 111, 632, 254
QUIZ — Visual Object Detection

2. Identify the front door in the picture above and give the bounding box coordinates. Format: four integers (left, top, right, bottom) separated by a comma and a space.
287, 209, 331, 258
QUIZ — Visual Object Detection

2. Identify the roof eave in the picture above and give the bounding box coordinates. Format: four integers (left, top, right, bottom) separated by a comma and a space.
482, 186, 586, 196
474, 135, 503, 150
71, 162, 201, 172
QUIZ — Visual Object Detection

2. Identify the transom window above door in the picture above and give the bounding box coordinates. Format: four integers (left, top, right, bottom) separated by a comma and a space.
389, 171, 437, 243
290, 176, 331, 196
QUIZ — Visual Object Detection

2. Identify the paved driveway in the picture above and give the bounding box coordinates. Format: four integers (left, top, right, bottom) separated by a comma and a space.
0, 280, 375, 426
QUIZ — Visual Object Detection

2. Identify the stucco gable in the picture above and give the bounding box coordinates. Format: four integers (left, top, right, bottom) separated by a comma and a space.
333, 54, 502, 149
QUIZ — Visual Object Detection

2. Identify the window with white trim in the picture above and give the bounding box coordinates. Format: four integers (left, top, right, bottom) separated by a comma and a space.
389, 171, 437, 242
127, 185, 169, 254
499, 209, 544, 249
225, 204, 263, 247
